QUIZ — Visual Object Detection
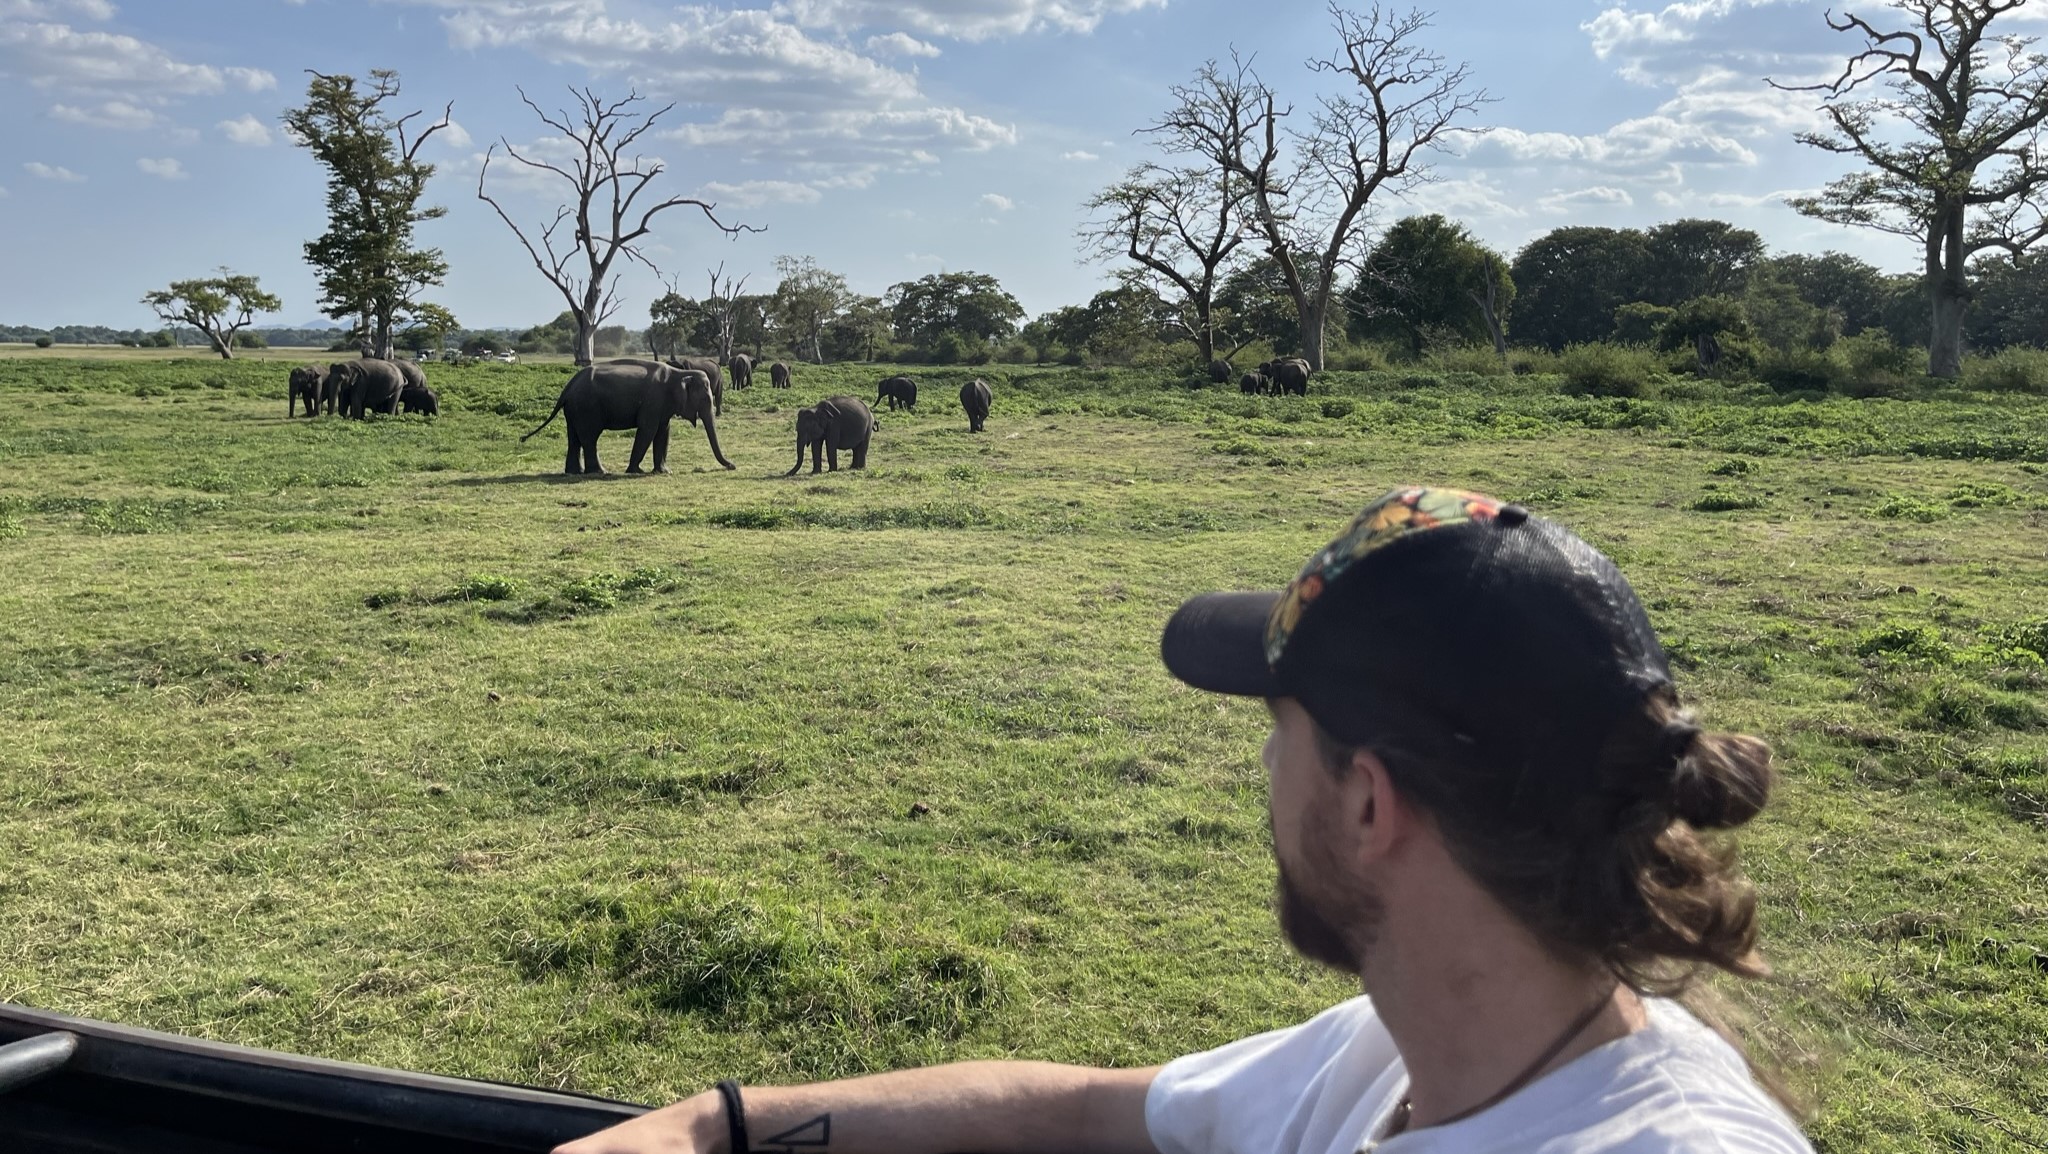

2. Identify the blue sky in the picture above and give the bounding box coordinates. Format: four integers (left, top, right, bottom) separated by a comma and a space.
1, 0, 2019, 331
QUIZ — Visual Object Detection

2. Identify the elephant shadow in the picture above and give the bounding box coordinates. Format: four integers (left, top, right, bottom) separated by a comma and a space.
442, 472, 626, 488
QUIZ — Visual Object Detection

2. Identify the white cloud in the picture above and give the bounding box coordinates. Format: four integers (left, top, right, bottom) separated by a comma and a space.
979, 191, 1013, 211
217, 113, 272, 146
865, 30, 939, 56
1538, 186, 1635, 213
437, 119, 473, 148
903, 250, 945, 266
1061, 149, 1098, 161
224, 65, 277, 91
700, 178, 824, 206
49, 99, 160, 129
137, 156, 187, 180
1703, 187, 1814, 208
777, 0, 1164, 41
0, 19, 275, 100
0, 0, 115, 18
24, 161, 84, 181
1463, 116, 1757, 173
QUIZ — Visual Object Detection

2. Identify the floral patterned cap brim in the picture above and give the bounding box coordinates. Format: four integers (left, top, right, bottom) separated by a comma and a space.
1264, 487, 1507, 669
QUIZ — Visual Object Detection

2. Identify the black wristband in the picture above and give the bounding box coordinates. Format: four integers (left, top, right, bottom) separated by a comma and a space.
715, 1079, 750, 1154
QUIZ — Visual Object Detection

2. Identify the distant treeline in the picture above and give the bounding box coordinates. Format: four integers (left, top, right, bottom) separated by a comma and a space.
0, 325, 348, 348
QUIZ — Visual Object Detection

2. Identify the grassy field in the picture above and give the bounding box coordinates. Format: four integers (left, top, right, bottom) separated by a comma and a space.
1, 355, 2044, 1151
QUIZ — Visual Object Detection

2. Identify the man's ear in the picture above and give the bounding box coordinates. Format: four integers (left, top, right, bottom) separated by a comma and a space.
1342, 747, 1410, 863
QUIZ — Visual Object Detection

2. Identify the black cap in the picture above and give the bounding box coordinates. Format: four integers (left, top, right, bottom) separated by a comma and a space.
1161, 487, 1674, 798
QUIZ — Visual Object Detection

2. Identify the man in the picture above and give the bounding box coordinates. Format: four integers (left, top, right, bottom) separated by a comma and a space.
560, 487, 1810, 1154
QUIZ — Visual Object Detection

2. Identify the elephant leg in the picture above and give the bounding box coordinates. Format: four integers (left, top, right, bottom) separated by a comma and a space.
811, 442, 824, 474
562, 417, 583, 474
852, 440, 868, 470
827, 444, 839, 472
626, 426, 652, 474
652, 419, 671, 474
584, 430, 606, 475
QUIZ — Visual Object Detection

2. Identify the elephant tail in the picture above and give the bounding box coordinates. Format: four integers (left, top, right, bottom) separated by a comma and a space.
520, 395, 566, 442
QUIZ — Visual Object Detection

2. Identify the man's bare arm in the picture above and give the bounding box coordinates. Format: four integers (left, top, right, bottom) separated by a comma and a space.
553, 1060, 1161, 1154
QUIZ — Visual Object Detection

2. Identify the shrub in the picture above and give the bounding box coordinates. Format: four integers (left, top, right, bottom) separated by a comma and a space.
1838, 331, 1918, 394
1963, 347, 2048, 395
1612, 302, 1675, 346
1689, 490, 1765, 512
1870, 494, 1950, 522
1322, 345, 1391, 372
1557, 343, 1659, 398
1423, 342, 1511, 376
1756, 347, 1848, 395
1856, 623, 1950, 662
33, 335, 54, 349
1508, 348, 1561, 376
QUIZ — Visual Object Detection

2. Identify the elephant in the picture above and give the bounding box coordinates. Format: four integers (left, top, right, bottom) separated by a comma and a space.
960, 378, 992, 433
729, 353, 754, 391
326, 359, 406, 419
876, 375, 918, 411
788, 396, 873, 476
769, 361, 792, 389
665, 356, 726, 416
522, 359, 733, 475
1208, 358, 1234, 384
1239, 371, 1267, 396
1260, 358, 1310, 396
400, 383, 440, 415
288, 365, 324, 417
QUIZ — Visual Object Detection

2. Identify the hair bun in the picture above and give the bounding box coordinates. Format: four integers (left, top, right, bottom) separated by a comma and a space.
1669, 731, 1773, 829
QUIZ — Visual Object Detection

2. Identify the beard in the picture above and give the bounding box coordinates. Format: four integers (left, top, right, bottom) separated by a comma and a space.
1275, 855, 1384, 976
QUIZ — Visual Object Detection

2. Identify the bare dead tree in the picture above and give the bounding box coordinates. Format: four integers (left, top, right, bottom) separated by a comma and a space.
1470, 252, 1508, 358
1148, 7, 1489, 370
698, 262, 751, 363
1080, 161, 1255, 365
478, 87, 758, 366
1771, 0, 2048, 378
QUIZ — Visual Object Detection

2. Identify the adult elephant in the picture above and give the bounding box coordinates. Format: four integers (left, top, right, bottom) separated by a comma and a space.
876, 375, 917, 411
769, 361, 791, 389
729, 353, 754, 391
288, 365, 323, 417
522, 359, 732, 475
788, 396, 873, 476
327, 359, 406, 419
960, 378, 992, 433
1208, 358, 1233, 384
1263, 357, 1310, 396
665, 356, 726, 416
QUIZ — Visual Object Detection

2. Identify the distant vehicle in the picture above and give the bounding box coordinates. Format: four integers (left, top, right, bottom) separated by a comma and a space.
496, 352, 519, 364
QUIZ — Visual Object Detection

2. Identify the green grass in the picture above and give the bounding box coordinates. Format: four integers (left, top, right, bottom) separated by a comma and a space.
2, 356, 2047, 1149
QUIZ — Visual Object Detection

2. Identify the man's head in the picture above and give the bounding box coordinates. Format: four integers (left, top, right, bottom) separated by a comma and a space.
1163, 486, 1775, 992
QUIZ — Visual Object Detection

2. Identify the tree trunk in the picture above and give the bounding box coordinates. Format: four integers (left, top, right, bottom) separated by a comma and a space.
574, 321, 596, 367
1929, 285, 1966, 379
1299, 300, 1328, 371
208, 330, 234, 360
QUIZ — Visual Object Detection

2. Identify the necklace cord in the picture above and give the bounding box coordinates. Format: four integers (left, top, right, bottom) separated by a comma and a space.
1386, 984, 1620, 1138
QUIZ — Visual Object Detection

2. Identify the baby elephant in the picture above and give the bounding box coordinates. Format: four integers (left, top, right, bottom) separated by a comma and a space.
876, 375, 917, 411
960, 378, 992, 433
769, 361, 791, 389
400, 383, 439, 415
789, 396, 874, 475
1239, 371, 1267, 395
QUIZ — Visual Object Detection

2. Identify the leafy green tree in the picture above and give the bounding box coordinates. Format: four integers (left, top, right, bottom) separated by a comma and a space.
1744, 279, 1841, 352
1216, 255, 1318, 357
140, 271, 282, 360
1965, 249, 2048, 350
886, 272, 1024, 354
1344, 214, 1514, 357
1019, 314, 1064, 363
771, 256, 850, 363
822, 295, 892, 362
284, 70, 453, 360
1761, 252, 1890, 335
1612, 302, 1676, 346
647, 290, 691, 359
1658, 296, 1751, 366
1508, 227, 1653, 351
1775, 0, 2048, 377
1641, 219, 1765, 305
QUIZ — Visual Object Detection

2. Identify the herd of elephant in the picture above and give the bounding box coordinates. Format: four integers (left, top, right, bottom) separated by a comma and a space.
515, 357, 997, 477
288, 358, 441, 419
286, 351, 1311, 477
1209, 356, 1312, 396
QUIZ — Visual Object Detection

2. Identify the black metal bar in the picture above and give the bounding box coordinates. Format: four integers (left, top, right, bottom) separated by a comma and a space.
0, 1032, 78, 1094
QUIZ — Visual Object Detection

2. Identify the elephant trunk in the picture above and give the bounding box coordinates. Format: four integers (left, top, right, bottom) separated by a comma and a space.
702, 407, 735, 470
787, 434, 808, 476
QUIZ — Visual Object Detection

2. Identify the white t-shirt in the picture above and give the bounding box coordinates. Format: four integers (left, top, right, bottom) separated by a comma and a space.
1146, 995, 1812, 1154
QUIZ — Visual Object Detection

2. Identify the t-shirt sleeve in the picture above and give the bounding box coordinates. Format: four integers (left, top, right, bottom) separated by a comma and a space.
1145, 999, 1386, 1154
